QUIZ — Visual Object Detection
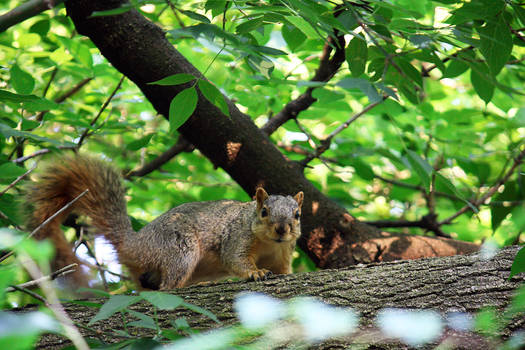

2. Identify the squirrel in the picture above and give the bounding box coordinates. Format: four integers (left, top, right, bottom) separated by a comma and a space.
25, 154, 304, 290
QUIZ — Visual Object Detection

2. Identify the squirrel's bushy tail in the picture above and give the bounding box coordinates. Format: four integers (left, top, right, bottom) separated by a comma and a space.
25, 154, 133, 286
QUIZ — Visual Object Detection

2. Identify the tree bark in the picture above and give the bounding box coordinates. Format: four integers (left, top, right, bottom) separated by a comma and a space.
20, 246, 524, 349
62, 0, 479, 268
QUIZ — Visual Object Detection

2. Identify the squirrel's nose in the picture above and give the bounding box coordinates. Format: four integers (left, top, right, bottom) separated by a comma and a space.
275, 223, 289, 236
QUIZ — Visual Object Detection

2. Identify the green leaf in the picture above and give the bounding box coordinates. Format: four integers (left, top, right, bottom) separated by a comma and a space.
126, 134, 153, 151
511, 206, 525, 232
148, 74, 195, 86
127, 310, 158, 330
470, 62, 494, 104
475, 307, 502, 336
349, 158, 375, 181
282, 23, 306, 51
405, 150, 432, 191
336, 78, 381, 103
251, 45, 288, 56
88, 295, 142, 325
443, 59, 469, 79
236, 16, 264, 34
0, 162, 27, 181
140, 291, 183, 310
169, 87, 198, 132
509, 246, 525, 279
395, 58, 422, 87
181, 301, 220, 323
90, 5, 133, 17
10, 64, 35, 95
448, 0, 505, 24
286, 16, 319, 38
477, 14, 513, 75
197, 79, 229, 116
346, 35, 368, 77
180, 10, 210, 24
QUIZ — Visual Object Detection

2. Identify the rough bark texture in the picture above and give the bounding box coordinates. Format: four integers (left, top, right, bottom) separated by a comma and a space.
62, 0, 479, 268
19, 246, 524, 349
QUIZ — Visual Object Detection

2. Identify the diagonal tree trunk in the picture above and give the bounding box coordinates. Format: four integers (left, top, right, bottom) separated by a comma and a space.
63, 0, 479, 268
23, 246, 524, 349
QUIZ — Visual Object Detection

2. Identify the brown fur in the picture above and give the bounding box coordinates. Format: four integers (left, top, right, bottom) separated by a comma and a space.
26, 155, 303, 290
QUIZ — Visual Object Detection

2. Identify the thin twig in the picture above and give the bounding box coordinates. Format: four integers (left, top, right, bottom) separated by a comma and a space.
79, 237, 109, 291
42, 67, 59, 98
0, 209, 23, 231
440, 146, 525, 225
125, 136, 194, 179
0, 163, 37, 198
36, 77, 93, 121
302, 97, 386, 165
261, 28, 346, 135
8, 284, 47, 304
11, 146, 76, 164
5, 264, 78, 292
18, 254, 89, 350
29, 189, 89, 237
76, 76, 125, 148
365, 213, 451, 238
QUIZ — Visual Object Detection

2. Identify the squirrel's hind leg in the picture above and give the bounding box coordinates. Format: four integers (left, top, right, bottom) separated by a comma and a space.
158, 242, 201, 289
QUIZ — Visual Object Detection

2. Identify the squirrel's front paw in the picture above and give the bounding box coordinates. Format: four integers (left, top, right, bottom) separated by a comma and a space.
248, 268, 272, 281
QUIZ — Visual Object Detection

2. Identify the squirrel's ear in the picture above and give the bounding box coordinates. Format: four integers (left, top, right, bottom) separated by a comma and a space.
255, 187, 269, 209
294, 191, 304, 208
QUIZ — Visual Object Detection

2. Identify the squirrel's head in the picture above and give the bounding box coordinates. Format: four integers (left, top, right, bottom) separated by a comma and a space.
253, 187, 304, 243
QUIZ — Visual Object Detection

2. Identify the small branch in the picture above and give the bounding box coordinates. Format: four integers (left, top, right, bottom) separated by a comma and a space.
0, 0, 65, 33
36, 77, 93, 121
375, 174, 461, 201
440, 146, 525, 225
0, 189, 89, 264
78, 237, 108, 291
261, 30, 346, 135
11, 146, 76, 164
29, 189, 89, 237
18, 254, 89, 350
77, 75, 125, 148
5, 264, 78, 292
301, 97, 386, 165
0, 209, 23, 231
125, 135, 194, 179
42, 67, 58, 98
0, 163, 37, 198
366, 213, 451, 238
8, 284, 48, 304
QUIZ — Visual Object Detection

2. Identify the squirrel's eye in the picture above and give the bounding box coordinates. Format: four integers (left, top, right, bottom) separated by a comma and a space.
261, 207, 268, 217
295, 211, 300, 220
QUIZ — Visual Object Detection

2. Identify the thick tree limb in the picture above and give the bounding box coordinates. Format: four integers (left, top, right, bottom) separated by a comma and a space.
63, 0, 479, 269
20, 246, 524, 349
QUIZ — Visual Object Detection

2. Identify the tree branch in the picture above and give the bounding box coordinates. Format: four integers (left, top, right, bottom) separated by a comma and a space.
0, 0, 65, 33
301, 97, 386, 166
365, 213, 451, 238
125, 135, 194, 179
440, 145, 525, 225
5, 264, 78, 293
76, 75, 125, 148
36, 77, 93, 121
261, 32, 346, 135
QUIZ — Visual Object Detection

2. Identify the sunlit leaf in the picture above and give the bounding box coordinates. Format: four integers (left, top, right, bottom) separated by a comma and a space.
169, 87, 198, 132
346, 35, 368, 77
